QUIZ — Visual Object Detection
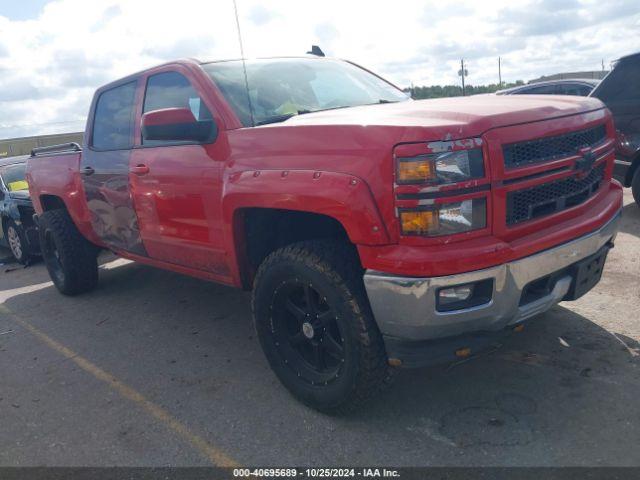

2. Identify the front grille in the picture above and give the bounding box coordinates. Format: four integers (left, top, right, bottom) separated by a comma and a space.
506, 163, 605, 225
503, 124, 607, 168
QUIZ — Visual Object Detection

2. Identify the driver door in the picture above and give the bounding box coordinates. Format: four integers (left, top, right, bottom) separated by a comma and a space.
129, 69, 226, 274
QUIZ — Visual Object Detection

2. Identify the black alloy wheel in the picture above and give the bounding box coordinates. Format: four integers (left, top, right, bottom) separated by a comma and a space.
270, 279, 346, 386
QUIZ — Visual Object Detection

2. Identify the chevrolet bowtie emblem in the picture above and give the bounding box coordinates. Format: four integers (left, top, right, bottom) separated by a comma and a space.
575, 147, 596, 178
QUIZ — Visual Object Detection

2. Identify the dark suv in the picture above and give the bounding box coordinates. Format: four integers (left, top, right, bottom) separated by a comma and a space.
590, 52, 640, 205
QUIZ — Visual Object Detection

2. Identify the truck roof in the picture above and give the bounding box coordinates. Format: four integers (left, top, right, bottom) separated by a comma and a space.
95, 55, 330, 92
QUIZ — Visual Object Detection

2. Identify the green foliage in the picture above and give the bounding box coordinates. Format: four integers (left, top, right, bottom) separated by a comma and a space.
405, 81, 525, 99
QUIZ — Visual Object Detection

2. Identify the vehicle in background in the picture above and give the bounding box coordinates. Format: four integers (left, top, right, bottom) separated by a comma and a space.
590, 52, 640, 206
496, 79, 599, 96
0, 156, 39, 263
26, 57, 622, 413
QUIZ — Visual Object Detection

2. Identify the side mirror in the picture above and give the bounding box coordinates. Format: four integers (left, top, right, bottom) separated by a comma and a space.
141, 107, 217, 143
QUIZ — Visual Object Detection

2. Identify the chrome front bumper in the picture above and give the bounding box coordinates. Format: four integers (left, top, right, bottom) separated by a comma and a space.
364, 211, 621, 342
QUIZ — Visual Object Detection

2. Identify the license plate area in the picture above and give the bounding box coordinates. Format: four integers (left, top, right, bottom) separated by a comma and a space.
564, 243, 611, 300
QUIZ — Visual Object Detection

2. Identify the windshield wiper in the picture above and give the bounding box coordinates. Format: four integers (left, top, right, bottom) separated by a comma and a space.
255, 110, 312, 126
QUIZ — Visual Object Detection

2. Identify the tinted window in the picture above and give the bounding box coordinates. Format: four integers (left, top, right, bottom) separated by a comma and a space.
557, 83, 593, 96
0, 163, 27, 191
92, 81, 137, 150
142, 72, 213, 145
519, 84, 558, 95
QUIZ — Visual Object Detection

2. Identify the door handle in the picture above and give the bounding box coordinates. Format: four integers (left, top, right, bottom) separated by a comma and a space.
130, 164, 150, 175
81, 166, 95, 176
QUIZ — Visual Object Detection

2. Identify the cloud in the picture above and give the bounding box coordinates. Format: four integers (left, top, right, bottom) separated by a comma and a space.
0, 0, 639, 139
90, 4, 122, 32
141, 35, 218, 61
496, 0, 640, 37
246, 5, 277, 26
0, 78, 43, 101
312, 23, 339, 56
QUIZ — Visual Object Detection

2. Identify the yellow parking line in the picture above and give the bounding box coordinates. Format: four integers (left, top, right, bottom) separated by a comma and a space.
0, 305, 240, 467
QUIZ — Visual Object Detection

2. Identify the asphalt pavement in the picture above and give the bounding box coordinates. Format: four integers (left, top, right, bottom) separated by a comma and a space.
1, 190, 639, 467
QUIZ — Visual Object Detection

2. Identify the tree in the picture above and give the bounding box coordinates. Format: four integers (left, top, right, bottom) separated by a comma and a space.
405, 81, 525, 99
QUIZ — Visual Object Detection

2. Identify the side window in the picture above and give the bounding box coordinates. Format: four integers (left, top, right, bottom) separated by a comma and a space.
558, 83, 591, 96
142, 71, 213, 145
92, 81, 137, 151
520, 84, 558, 95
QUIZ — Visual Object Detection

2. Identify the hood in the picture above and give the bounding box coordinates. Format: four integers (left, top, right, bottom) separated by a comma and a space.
276, 95, 605, 139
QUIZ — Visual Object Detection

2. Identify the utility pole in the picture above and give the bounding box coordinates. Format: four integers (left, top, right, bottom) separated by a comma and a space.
498, 57, 502, 87
602, 59, 605, 72
458, 59, 468, 96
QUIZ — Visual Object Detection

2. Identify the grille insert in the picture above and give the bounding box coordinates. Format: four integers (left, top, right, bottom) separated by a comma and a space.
503, 124, 606, 168
506, 163, 605, 225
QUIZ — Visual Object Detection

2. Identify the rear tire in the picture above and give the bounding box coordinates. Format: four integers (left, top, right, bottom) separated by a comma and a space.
38, 209, 99, 295
252, 240, 393, 414
5, 219, 31, 264
632, 167, 640, 207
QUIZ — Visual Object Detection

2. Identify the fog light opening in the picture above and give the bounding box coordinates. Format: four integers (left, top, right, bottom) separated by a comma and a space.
436, 279, 494, 312
439, 285, 474, 304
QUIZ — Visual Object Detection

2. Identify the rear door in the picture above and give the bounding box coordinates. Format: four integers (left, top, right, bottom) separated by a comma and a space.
81, 79, 147, 255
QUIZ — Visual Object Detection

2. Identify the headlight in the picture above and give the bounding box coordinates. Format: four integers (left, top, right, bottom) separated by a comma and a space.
400, 198, 487, 236
396, 147, 484, 185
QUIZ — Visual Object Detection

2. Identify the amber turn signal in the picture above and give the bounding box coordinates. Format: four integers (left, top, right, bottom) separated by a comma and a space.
455, 347, 472, 358
397, 158, 435, 184
400, 210, 438, 235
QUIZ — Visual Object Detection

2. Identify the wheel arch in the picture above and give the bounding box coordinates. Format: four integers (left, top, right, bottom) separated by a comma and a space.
625, 152, 640, 187
232, 207, 356, 289
222, 170, 390, 289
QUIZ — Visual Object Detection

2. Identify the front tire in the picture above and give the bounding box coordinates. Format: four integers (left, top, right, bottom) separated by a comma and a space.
5, 219, 31, 264
632, 167, 640, 207
252, 240, 392, 414
38, 209, 99, 295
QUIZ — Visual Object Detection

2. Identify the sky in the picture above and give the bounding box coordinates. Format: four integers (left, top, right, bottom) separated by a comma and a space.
0, 0, 639, 139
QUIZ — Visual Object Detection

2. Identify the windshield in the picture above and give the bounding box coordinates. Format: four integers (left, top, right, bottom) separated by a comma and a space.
0, 163, 28, 192
202, 58, 409, 126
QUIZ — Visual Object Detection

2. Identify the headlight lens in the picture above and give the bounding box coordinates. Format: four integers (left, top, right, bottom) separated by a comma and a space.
400, 198, 487, 236
396, 148, 484, 185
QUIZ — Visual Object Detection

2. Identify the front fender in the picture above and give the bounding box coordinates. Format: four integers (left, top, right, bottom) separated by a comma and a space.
222, 169, 390, 245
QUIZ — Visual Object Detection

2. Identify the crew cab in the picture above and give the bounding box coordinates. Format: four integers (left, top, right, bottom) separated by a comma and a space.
26, 56, 623, 413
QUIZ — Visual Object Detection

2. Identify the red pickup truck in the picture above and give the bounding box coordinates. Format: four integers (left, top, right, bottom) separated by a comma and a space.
26, 57, 622, 413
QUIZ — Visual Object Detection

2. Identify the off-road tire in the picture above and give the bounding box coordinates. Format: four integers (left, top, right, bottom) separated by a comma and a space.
5, 219, 31, 264
252, 240, 394, 414
632, 167, 640, 207
39, 209, 99, 295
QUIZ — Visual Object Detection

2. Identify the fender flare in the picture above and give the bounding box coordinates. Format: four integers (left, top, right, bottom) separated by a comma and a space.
222, 169, 390, 245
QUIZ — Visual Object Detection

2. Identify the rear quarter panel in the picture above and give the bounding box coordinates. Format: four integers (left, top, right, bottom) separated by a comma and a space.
26, 152, 104, 247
